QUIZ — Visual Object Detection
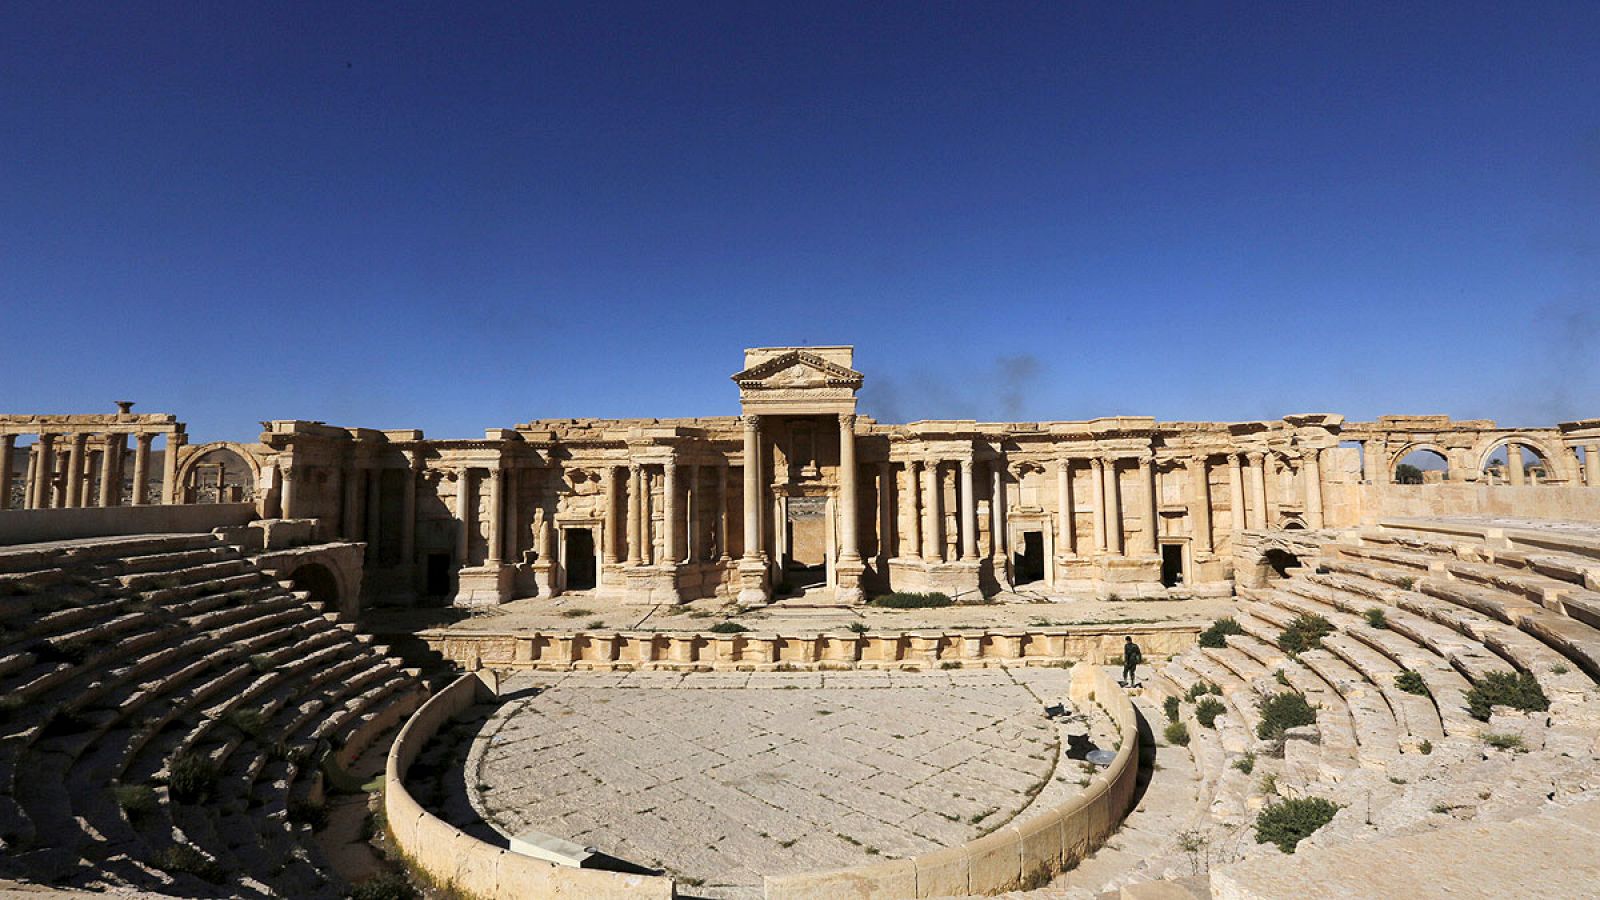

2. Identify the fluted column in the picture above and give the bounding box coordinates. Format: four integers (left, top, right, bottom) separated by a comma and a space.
1055, 457, 1074, 557
1139, 456, 1158, 555
1104, 457, 1123, 556
132, 433, 153, 506
1246, 452, 1267, 528
742, 418, 762, 562
984, 462, 1000, 559
1090, 456, 1107, 552
1188, 456, 1213, 553
905, 460, 922, 560
402, 453, 420, 573
64, 433, 86, 508
1302, 448, 1324, 529
366, 466, 383, 565
717, 463, 730, 560
877, 462, 894, 562
485, 467, 503, 565
33, 434, 54, 509
662, 459, 679, 567
456, 467, 473, 566
1228, 453, 1246, 531
958, 459, 978, 560
0, 435, 13, 510
837, 414, 860, 564
627, 463, 643, 565
923, 461, 943, 561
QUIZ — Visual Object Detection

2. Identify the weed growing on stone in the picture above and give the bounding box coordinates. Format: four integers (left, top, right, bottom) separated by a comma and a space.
1163, 720, 1190, 747
1232, 751, 1255, 775
1395, 669, 1430, 696
1465, 670, 1548, 721
560, 607, 594, 619
1194, 696, 1225, 729
1363, 608, 1388, 629
1255, 796, 1340, 853
1163, 695, 1181, 722
1480, 731, 1527, 752
1197, 617, 1244, 648
1277, 613, 1333, 656
1256, 692, 1317, 741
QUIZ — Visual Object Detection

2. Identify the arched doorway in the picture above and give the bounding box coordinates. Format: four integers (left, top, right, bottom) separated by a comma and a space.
1481, 441, 1558, 486
288, 562, 342, 614
180, 445, 258, 504
1260, 549, 1301, 582
1393, 447, 1449, 484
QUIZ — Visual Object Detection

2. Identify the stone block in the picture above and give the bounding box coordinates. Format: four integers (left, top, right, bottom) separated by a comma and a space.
913, 842, 970, 897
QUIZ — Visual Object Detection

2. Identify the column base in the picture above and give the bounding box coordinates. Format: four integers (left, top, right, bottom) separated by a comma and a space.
736, 557, 770, 608
453, 564, 515, 607
834, 556, 865, 605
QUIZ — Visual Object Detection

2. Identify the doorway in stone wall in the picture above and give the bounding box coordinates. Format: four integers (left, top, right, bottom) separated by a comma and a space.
1161, 544, 1185, 588
1014, 531, 1044, 585
424, 553, 451, 602
783, 496, 828, 591
564, 529, 596, 591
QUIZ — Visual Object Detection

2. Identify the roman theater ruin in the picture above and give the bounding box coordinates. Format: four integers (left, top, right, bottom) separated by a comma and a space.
2, 345, 1599, 899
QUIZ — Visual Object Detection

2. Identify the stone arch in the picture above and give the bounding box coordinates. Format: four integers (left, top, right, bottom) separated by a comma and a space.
1278, 515, 1309, 531
1258, 548, 1302, 582
1388, 442, 1451, 482
1475, 435, 1569, 484
288, 561, 342, 614
176, 442, 264, 503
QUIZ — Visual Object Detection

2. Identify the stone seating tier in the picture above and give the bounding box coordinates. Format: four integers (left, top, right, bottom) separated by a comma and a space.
0, 534, 425, 898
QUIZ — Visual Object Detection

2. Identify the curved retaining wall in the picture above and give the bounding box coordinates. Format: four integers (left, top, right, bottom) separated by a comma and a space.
419, 623, 1198, 673
763, 664, 1142, 899
384, 672, 676, 899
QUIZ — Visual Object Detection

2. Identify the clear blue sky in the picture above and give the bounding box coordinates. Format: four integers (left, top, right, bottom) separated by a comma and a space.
4, 2, 1597, 444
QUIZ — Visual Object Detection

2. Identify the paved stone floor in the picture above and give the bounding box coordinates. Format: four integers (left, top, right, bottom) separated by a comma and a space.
468, 669, 1086, 898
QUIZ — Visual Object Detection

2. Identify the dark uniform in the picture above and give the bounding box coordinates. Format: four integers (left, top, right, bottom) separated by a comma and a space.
1122, 637, 1142, 687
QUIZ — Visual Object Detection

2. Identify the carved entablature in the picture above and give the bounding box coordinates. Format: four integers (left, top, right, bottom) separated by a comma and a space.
732, 346, 863, 417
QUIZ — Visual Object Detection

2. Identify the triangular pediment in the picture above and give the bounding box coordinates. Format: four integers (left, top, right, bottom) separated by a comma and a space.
731, 350, 864, 390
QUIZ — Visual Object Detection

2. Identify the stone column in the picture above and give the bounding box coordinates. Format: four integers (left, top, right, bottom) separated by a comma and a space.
877, 462, 894, 562
402, 453, 420, 574
22, 443, 38, 509
160, 432, 182, 504
923, 461, 942, 561
33, 434, 54, 510
1227, 453, 1246, 532
602, 466, 620, 564
991, 461, 1008, 562
639, 468, 654, 566
627, 464, 643, 565
343, 465, 365, 541
1090, 456, 1107, 553
688, 464, 701, 561
1104, 457, 1123, 556
1365, 440, 1388, 484
99, 434, 122, 507
1056, 457, 1075, 556
1246, 452, 1267, 528
1505, 444, 1525, 486
1188, 456, 1213, 553
837, 414, 861, 565
132, 433, 153, 506
1586, 445, 1600, 487
1302, 448, 1325, 529
82, 450, 99, 507
456, 467, 473, 566
662, 459, 679, 567
485, 467, 503, 565
905, 460, 922, 560
365, 467, 383, 564
0, 434, 13, 511
742, 418, 762, 562
1139, 456, 1158, 556
717, 463, 730, 560
958, 459, 978, 561
65, 433, 86, 508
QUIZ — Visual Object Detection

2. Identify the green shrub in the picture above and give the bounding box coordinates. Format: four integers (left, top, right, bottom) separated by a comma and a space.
559, 607, 594, 619
1163, 720, 1190, 746
1277, 614, 1333, 656
869, 592, 953, 609
155, 844, 225, 883
113, 784, 157, 820
1480, 731, 1527, 752
1465, 670, 1548, 721
1419, 739, 1433, 755
224, 707, 269, 741
1394, 576, 1416, 590
288, 797, 329, 830
1186, 680, 1222, 701
1363, 608, 1388, 629
1194, 696, 1225, 729
708, 621, 750, 634
1255, 797, 1340, 853
1273, 669, 1291, 687
1395, 669, 1430, 696
1233, 751, 1256, 775
166, 753, 219, 803
847, 622, 869, 634
1163, 695, 1181, 722
349, 873, 418, 900
1198, 617, 1244, 648
1256, 692, 1317, 741
248, 653, 275, 673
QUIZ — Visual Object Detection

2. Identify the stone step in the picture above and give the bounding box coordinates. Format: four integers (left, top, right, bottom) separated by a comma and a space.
1318, 632, 1445, 748
1294, 648, 1402, 768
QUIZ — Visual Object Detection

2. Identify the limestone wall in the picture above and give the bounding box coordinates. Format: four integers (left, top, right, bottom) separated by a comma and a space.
762, 663, 1142, 898
0, 502, 256, 546
384, 671, 677, 899
417, 623, 1200, 672
1357, 483, 1600, 523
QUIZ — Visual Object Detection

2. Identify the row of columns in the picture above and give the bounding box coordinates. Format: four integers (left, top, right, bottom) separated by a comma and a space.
606, 460, 735, 568
1, 432, 170, 511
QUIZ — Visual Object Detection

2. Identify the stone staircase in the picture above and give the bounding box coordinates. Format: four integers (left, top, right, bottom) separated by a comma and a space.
1013, 519, 1600, 898
0, 534, 427, 898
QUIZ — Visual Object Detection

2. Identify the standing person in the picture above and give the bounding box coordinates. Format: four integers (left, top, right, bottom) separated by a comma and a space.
1121, 635, 1143, 687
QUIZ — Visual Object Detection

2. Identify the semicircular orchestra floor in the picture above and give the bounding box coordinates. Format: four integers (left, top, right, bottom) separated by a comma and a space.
468, 668, 1098, 898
